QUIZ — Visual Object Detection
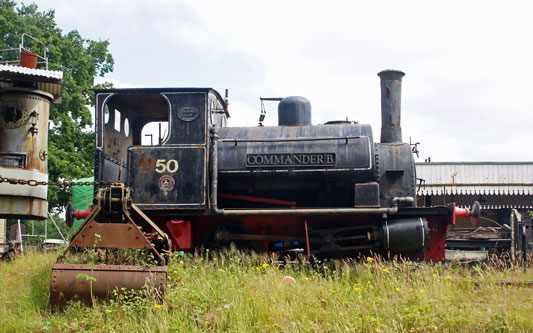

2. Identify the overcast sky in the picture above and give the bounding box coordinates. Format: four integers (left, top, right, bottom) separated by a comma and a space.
31, 0, 533, 162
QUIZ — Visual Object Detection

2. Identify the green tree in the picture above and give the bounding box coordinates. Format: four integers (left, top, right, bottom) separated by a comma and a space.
0, 0, 114, 209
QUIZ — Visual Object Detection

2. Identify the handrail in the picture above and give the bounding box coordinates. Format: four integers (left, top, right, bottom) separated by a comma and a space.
0, 33, 48, 69
21, 33, 48, 69
219, 135, 364, 146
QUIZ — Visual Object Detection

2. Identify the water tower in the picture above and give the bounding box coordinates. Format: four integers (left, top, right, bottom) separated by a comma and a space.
0, 34, 62, 219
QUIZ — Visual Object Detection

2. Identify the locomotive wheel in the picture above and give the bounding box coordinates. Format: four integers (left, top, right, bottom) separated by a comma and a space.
202, 222, 265, 253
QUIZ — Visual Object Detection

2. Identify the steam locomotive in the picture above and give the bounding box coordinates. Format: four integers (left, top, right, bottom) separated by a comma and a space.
50, 69, 481, 308
69, 69, 474, 261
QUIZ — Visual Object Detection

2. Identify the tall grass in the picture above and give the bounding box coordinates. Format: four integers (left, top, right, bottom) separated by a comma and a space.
1, 249, 533, 332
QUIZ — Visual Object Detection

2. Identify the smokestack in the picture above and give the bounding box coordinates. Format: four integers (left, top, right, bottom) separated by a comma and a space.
378, 69, 405, 143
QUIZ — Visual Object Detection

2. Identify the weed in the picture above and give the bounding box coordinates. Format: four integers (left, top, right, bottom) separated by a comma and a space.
2, 249, 533, 331
109, 287, 149, 314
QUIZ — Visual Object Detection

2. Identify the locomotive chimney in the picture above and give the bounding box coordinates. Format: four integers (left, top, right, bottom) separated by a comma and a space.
378, 69, 405, 143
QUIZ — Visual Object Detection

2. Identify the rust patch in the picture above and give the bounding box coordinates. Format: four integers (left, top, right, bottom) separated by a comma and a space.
137, 156, 154, 172
71, 220, 154, 249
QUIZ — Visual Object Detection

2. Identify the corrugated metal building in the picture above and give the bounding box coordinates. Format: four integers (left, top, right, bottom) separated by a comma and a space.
416, 162, 532, 227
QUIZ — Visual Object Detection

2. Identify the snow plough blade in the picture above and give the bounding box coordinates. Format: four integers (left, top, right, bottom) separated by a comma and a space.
50, 184, 171, 311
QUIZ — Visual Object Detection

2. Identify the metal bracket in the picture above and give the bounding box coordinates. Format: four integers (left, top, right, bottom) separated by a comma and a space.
57, 184, 170, 265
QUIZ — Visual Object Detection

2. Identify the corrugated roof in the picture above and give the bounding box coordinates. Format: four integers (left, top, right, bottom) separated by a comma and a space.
478, 204, 533, 209
416, 162, 533, 196
0, 64, 63, 80
0, 64, 62, 103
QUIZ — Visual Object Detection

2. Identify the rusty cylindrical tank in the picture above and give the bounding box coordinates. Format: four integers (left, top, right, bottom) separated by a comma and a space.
0, 88, 52, 219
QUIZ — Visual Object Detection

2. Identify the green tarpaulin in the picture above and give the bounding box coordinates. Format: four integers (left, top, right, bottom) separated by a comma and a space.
71, 176, 94, 232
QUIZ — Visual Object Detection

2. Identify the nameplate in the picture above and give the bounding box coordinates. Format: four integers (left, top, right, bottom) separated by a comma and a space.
246, 153, 336, 167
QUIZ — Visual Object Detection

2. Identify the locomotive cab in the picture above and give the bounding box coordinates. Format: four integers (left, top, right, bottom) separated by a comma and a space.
94, 88, 227, 209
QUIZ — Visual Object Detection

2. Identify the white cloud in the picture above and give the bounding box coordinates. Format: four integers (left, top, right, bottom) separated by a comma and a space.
33, 0, 533, 161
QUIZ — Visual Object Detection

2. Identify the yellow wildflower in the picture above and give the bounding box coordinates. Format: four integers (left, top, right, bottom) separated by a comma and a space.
420, 289, 425, 294
179, 260, 184, 265
354, 287, 361, 292
154, 304, 162, 309
366, 257, 374, 263
323, 266, 329, 270
383, 269, 389, 273
304, 277, 309, 280
395, 287, 400, 292
105, 309, 112, 313
437, 279, 441, 282
262, 263, 269, 268
444, 275, 452, 280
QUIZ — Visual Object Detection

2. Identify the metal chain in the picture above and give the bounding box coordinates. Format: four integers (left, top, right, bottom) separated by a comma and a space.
0, 175, 118, 187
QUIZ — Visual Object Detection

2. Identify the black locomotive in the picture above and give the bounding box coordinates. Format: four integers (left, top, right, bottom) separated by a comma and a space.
79, 69, 476, 261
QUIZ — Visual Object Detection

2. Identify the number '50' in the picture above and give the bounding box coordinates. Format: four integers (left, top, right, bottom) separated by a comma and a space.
155, 159, 179, 173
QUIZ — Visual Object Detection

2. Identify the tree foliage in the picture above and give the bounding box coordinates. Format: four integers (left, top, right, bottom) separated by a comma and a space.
0, 0, 114, 209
